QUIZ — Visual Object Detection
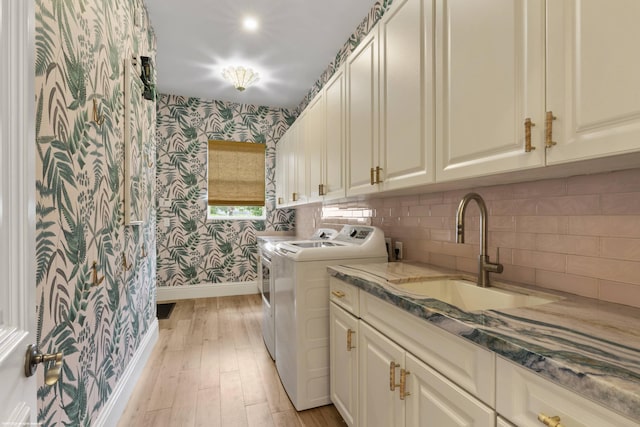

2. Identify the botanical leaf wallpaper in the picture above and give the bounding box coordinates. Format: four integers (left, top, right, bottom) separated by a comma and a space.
35, 0, 156, 425
155, 95, 295, 287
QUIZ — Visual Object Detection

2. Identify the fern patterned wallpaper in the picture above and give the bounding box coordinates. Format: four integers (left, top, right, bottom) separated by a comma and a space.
155, 95, 295, 287
35, 0, 156, 425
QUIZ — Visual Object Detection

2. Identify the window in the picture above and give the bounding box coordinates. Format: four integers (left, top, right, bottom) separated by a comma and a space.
207, 140, 266, 219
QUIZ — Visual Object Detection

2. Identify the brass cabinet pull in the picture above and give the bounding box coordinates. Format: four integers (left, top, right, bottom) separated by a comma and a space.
370, 167, 375, 185
292, 192, 298, 202
538, 413, 564, 427
346, 329, 355, 351
399, 369, 411, 400
277, 197, 283, 205
331, 290, 346, 298
545, 111, 557, 148
524, 118, 536, 152
390, 361, 400, 391
375, 166, 383, 184
25, 345, 64, 386
319, 184, 326, 196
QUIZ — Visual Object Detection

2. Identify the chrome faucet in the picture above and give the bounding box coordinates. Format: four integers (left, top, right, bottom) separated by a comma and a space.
455, 192, 503, 287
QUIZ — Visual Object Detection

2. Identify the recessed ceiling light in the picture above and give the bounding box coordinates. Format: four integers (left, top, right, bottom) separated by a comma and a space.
242, 16, 259, 32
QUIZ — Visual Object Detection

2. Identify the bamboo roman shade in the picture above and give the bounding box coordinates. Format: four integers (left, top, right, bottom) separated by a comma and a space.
208, 140, 266, 206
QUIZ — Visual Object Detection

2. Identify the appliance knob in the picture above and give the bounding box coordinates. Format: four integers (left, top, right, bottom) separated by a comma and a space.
350, 229, 357, 238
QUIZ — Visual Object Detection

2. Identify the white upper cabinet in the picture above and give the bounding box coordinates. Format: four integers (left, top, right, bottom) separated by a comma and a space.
435, 0, 546, 182
347, 29, 380, 196
275, 130, 289, 208
276, 119, 307, 207
305, 93, 325, 203
379, 0, 435, 191
545, 0, 640, 165
323, 66, 347, 201
292, 118, 308, 205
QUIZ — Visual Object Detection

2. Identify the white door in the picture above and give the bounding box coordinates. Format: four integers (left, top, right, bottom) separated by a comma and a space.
435, 0, 546, 181
545, 0, 640, 164
0, 0, 38, 424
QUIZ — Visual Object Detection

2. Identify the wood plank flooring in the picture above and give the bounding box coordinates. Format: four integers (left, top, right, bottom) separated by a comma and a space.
118, 295, 346, 427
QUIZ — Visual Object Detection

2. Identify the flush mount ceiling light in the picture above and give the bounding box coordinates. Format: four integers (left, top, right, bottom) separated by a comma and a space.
242, 16, 259, 32
222, 66, 260, 91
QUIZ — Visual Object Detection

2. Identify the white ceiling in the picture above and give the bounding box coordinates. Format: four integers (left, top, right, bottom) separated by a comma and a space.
144, 0, 377, 110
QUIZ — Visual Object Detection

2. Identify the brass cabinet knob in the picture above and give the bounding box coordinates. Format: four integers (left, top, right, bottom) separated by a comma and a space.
331, 290, 346, 298
25, 344, 64, 386
538, 413, 564, 427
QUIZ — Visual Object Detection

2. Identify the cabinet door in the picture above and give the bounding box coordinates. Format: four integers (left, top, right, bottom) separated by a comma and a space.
324, 66, 346, 200
330, 303, 359, 427
287, 119, 307, 205
275, 131, 289, 207
405, 353, 495, 427
435, 0, 545, 181
347, 29, 380, 196
379, 0, 435, 191
305, 93, 325, 203
358, 321, 405, 427
546, 0, 640, 165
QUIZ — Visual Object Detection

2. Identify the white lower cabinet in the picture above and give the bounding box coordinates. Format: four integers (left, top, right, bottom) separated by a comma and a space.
496, 357, 638, 427
330, 278, 495, 427
330, 302, 359, 427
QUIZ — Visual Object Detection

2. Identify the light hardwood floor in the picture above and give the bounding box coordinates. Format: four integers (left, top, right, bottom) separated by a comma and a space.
118, 295, 347, 427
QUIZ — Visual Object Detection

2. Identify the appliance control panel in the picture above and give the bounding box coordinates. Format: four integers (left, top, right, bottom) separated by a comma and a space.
334, 226, 375, 244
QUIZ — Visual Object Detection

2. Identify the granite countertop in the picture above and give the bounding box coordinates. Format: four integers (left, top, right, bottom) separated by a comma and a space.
327, 262, 640, 422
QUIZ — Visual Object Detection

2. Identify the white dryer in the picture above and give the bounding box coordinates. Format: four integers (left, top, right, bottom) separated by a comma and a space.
273, 225, 387, 411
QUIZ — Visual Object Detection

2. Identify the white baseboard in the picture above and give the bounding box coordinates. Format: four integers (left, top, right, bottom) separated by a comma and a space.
93, 319, 159, 427
156, 281, 259, 302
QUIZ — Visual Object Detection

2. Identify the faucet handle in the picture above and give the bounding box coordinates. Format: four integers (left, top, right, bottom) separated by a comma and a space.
493, 247, 504, 274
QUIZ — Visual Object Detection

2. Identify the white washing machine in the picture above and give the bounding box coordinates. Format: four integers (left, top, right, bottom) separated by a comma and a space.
257, 229, 337, 360
273, 225, 387, 411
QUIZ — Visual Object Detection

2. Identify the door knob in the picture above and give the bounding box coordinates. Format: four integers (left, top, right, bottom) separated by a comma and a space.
25, 344, 64, 385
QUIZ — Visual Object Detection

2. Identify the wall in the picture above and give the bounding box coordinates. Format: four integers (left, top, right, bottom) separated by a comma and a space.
296, 168, 640, 309
155, 94, 295, 287
35, 1, 157, 425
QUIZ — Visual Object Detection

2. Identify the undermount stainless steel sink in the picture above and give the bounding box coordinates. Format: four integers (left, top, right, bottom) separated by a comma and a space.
387, 278, 562, 311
